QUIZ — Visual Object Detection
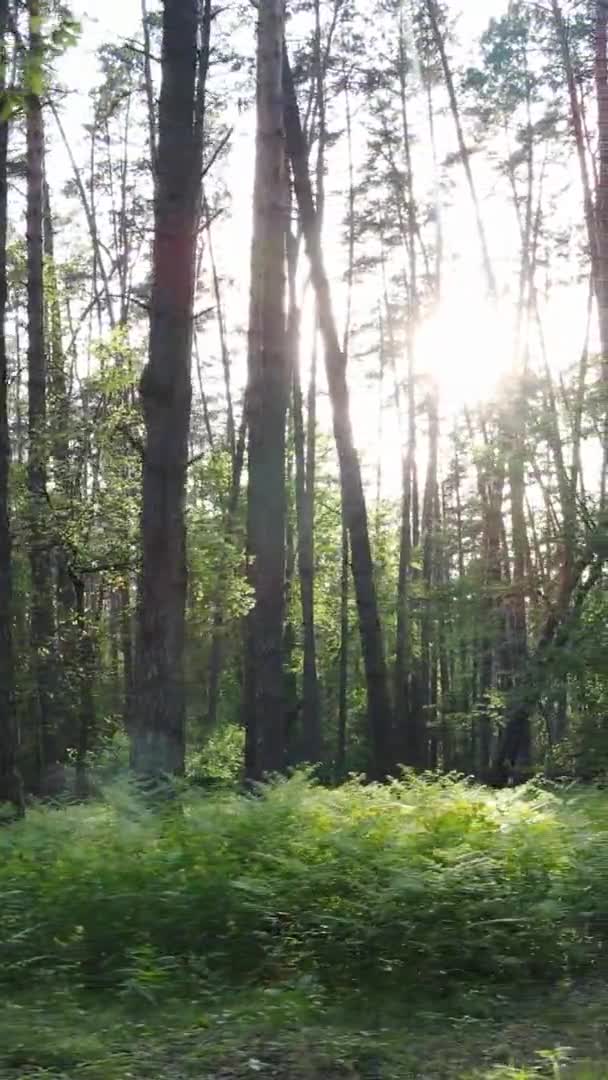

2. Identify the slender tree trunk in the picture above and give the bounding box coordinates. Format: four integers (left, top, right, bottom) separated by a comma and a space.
244, 0, 289, 779
283, 46, 393, 779
141, 0, 158, 186
505, 393, 530, 763
0, 0, 22, 814
133, 0, 203, 780
283, 423, 298, 755
337, 510, 349, 773
42, 177, 78, 754
595, 0, 608, 503
291, 262, 321, 762
420, 385, 440, 767
205, 412, 246, 730
27, 1, 62, 796
73, 575, 97, 798
337, 81, 355, 775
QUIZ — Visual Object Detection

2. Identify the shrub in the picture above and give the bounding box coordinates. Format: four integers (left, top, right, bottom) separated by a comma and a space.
0, 774, 604, 995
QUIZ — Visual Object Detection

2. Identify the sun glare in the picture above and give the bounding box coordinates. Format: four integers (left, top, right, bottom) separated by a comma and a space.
415, 297, 515, 411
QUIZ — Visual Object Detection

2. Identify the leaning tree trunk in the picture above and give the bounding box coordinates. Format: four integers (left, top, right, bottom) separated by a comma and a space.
283, 46, 393, 779
0, 0, 23, 815
244, 0, 289, 779
27, 0, 62, 796
133, 0, 202, 780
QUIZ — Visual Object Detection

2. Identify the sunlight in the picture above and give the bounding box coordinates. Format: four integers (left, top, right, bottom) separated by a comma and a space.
415, 295, 516, 411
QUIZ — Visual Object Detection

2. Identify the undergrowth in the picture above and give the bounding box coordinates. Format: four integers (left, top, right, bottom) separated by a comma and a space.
1, 773, 607, 999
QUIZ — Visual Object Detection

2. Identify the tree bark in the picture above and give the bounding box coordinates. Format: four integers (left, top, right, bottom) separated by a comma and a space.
244, 0, 289, 779
133, 0, 203, 779
27, 0, 62, 796
283, 46, 393, 779
595, 0, 608, 503
0, 0, 23, 814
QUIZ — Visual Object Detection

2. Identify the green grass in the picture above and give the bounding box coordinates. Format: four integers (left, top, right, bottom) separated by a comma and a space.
2, 775, 608, 1077
1, 978, 608, 1078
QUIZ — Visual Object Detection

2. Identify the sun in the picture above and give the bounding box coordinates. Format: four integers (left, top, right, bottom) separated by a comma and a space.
415, 296, 516, 412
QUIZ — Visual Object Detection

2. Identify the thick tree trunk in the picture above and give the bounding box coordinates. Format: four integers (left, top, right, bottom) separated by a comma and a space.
0, 0, 23, 814
244, 0, 288, 779
283, 46, 393, 779
133, 0, 202, 779
27, 1, 62, 796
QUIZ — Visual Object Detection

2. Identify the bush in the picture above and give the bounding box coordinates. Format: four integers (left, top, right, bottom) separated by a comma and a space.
0, 774, 605, 996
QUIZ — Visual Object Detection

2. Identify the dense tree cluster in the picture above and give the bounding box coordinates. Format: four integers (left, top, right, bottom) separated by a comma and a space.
0, 0, 607, 814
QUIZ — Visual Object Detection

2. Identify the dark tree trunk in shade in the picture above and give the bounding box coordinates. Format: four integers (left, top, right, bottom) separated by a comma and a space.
0, 0, 23, 814
27, 0, 62, 795
132, 0, 202, 779
244, 0, 289, 779
283, 47, 393, 779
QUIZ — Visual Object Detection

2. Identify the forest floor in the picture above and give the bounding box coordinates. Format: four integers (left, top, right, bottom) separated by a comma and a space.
2, 976, 608, 1079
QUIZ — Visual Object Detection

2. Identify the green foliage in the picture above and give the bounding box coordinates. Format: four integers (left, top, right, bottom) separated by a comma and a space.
187, 723, 245, 784
0, 775, 607, 998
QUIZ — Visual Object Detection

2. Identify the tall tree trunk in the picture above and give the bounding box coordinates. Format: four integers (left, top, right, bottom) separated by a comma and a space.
205, 413, 246, 731
291, 254, 321, 763
595, 0, 608, 503
504, 391, 530, 764
552, 0, 606, 497
27, 0, 61, 796
133, 0, 202, 780
391, 24, 423, 768
337, 82, 355, 774
0, 0, 22, 814
337, 510, 349, 773
420, 384, 440, 767
244, 0, 288, 779
73, 574, 97, 799
141, 0, 158, 187
283, 46, 393, 779
283, 423, 298, 755
42, 177, 79, 754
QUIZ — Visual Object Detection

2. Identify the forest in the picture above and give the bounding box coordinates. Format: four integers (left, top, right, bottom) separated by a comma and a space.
0, 0, 608, 1076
